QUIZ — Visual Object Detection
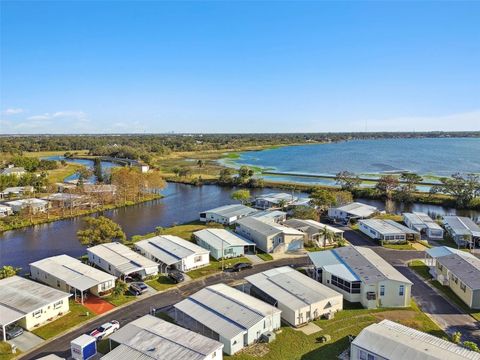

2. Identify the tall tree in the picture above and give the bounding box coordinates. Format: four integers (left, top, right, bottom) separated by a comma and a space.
231, 189, 251, 204
430, 173, 480, 207
375, 175, 400, 199
93, 158, 104, 183
291, 206, 319, 221
310, 189, 337, 214
77, 216, 126, 245
335, 171, 361, 191
396, 172, 423, 202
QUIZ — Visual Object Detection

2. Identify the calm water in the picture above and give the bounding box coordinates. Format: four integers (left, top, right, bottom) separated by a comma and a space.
44, 156, 118, 182
233, 138, 480, 178
1, 182, 478, 271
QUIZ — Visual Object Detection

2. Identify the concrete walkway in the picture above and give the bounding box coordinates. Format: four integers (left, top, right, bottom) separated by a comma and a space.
244, 254, 264, 264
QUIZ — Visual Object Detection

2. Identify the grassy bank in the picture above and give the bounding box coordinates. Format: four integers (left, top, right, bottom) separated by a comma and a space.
0, 194, 162, 233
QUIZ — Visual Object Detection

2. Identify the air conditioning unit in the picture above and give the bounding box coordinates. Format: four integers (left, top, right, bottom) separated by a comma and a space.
260, 331, 276, 343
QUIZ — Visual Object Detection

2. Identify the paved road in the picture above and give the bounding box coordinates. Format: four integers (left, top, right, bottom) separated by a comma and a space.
21, 257, 309, 360
342, 226, 480, 341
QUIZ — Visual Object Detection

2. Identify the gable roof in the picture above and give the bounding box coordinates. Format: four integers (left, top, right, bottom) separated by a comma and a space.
194, 229, 254, 249
334, 202, 378, 218
236, 216, 304, 237
284, 219, 344, 235
360, 219, 418, 235
443, 216, 480, 237
203, 204, 257, 218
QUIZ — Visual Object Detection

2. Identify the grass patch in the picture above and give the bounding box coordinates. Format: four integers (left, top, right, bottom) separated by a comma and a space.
304, 245, 336, 252
146, 275, 176, 291
103, 292, 136, 307
0, 341, 20, 360
32, 300, 96, 339
130, 221, 225, 243
187, 257, 251, 279
256, 251, 273, 261
223, 152, 240, 159
383, 243, 415, 250
230, 300, 444, 360
46, 162, 84, 183
373, 213, 404, 222
408, 260, 432, 280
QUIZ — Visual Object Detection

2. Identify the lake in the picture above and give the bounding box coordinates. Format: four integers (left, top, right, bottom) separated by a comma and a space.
1, 182, 479, 271
231, 138, 480, 185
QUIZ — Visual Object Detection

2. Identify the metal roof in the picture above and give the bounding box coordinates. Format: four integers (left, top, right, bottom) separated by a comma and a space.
174, 283, 281, 340
0, 276, 70, 326
5, 198, 48, 207
30, 254, 116, 291
284, 219, 344, 235
0, 167, 25, 175
202, 204, 257, 218
443, 216, 480, 237
359, 219, 418, 236
194, 229, 254, 250
236, 217, 304, 237
250, 210, 287, 222
414, 212, 443, 231
334, 202, 378, 218
87, 243, 158, 275
245, 266, 342, 310
103, 315, 223, 360
255, 192, 297, 204
425, 246, 475, 260
353, 319, 480, 360
42, 193, 84, 201
309, 246, 412, 285
135, 236, 208, 266
437, 253, 480, 290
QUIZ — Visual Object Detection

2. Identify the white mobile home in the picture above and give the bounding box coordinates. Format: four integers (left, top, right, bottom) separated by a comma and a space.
235, 216, 305, 253
424, 246, 473, 267
0, 276, 70, 340
174, 283, 281, 355
443, 216, 480, 247
5, 198, 49, 214
0, 205, 13, 217
199, 204, 258, 225
245, 266, 343, 327
283, 218, 344, 247
351, 319, 480, 360
359, 219, 420, 243
403, 212, 444, 239
0, 186, 34, 199
102, 315, 224, 360
135, 235, 210, 273
254, 193, 297, 210
308, 246, 412, 309
87, 242, 159, 279
327, 202, 379, 222
250, 210, 287, 223
194, 229, 255, 260
30, 254, 116, 302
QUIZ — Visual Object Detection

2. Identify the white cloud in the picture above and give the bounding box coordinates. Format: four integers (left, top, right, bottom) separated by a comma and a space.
2, 108, 25, 115
27, 111, 88, 122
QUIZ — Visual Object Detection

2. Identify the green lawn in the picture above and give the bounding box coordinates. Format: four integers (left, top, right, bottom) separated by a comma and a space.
256, 251, 273, 261
146, 275, 177, 291
130, 221, 224, 243
187, 257, 251, 279
32, 301, 96, 339
103, 292, 136, 307
383, 243, 415, 250
409, 260, 480, 321
0, 341, 19, 360
229, 300, 444, 360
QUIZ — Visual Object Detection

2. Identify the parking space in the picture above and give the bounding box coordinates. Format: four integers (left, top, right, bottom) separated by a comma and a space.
8, 331, 44, 352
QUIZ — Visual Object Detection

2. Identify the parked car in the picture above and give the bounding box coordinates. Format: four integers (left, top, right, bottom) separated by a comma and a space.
2, 324, 23, 340
129, 282, 148, 296
89, 320, 120, 340
168, 270, 184, 283
231, 262, 253, 272
124, 274, 142, 283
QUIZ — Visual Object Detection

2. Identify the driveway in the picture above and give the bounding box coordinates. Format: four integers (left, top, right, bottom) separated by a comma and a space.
83, 296, 115, 315
8, 332, 44, 352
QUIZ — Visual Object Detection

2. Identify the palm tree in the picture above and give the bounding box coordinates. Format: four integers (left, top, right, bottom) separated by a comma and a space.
320, 227, 335, 249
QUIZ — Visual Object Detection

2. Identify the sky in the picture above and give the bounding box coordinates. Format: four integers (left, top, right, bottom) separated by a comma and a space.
1, 1, 479, 134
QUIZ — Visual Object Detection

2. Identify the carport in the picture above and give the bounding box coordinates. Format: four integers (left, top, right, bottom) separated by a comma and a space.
68, 276, 99, 304
0, 304, 24, 341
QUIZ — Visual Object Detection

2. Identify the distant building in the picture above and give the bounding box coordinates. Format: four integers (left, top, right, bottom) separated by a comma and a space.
83, 184, 117, 195
327, 202, 379, 222
199, 204, 258, 225
0, 185, 34, 199
42, 193, 86, 208
194, 229, 256, 260
426, 247, 480, 309
351, 319, 480, 360
235, 216, 305, 253
134, 235, 210, 273
87, 242, 159, 279
5, 198, 49, 213
102, 315, 223, 360
174, 283, 281, 355
245, 266, 343, 327
358, 219, 420, 243
254, 192, 297, 210
30, 254, 116, 303
0, 165, 26, 177
0, 276, 70, 341
443, 216, 480, 247
403, 212, 444, 239
308, 246, 412, 309
283, 218, 344, 246
0, 205, 13, 217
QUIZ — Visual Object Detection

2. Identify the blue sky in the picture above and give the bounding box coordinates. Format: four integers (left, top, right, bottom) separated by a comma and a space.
1, 1, 479, 134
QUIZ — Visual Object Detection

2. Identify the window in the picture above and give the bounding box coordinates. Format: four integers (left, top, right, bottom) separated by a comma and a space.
108, 264, 111, 271
54, 300, 63, 309
399, 285, 404, 296
380, 285, 385, 296
359, 350, 367, 360
331, 275, 361, 294
317, 268, 323, 281
33, 309, 42, 318
460, 282, 467, 292
194, 255, 202, 262
368, 354, 375, 360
